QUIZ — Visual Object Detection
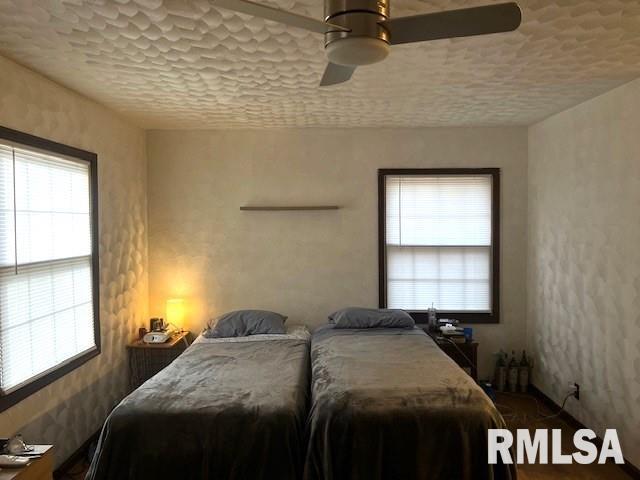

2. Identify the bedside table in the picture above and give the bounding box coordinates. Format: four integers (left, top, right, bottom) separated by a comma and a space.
417, 325, 478, 380
127, 331, 191, 389
0, 445, 54, 480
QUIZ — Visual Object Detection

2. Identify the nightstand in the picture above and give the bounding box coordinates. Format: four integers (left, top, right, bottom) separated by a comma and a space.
127, 331, 191, 389
417, 325, 478, 380
0, 445, 54, 480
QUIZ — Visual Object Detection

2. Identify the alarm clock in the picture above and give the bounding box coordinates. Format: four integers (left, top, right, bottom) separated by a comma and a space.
143, 324, 177, 344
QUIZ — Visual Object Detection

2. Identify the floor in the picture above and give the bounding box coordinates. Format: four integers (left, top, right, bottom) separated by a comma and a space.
57, 393, 635, 480
496, 392, 634, 480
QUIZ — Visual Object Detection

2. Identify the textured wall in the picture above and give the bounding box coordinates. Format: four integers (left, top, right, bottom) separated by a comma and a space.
528, 78, 640, 467
0, 56, 148, 466
147, 128, 528, 378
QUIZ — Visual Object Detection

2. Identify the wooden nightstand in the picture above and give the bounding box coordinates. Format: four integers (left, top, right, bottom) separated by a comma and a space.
127, 331, 191, 389
417, 325, 479, 380
0, 445, 53, 480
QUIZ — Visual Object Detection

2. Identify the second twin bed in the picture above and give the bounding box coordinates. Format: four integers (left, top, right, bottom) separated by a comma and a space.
306, 325, 514, 480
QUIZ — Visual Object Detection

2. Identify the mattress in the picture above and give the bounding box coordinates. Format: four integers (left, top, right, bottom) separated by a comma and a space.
86, 328, 310, 480
304, 325, 516, 480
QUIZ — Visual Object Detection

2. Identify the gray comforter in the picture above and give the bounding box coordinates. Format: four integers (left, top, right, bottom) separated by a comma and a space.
304, 326, 516, 480
87, 338, 310, 480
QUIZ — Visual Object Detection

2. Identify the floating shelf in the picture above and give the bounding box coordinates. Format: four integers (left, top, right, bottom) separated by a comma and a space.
240, 205, 340, 211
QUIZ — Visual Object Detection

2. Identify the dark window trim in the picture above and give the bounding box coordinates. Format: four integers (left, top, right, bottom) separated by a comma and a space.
378, 168, 500, 324
0, 125, 100, 413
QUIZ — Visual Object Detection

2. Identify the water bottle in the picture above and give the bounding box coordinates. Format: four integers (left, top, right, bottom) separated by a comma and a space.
427, 303, 437, 332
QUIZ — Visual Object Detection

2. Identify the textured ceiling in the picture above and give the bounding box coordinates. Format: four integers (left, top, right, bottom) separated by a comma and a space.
0, 0, 639, 129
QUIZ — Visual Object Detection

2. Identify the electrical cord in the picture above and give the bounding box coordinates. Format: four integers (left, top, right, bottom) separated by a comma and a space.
496, 390, 576, 426
538, 391, 574, 419
435, 335, 476, 370
495, 402, 518, 419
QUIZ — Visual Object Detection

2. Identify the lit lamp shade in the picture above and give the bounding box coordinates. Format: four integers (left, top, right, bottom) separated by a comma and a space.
166, 298, 185, 330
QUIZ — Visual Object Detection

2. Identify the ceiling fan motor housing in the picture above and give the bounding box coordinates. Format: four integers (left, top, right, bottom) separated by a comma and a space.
324, 0, 390, 66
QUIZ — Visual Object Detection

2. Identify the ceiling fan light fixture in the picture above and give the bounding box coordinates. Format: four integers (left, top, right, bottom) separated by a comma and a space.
198, 0, 522, 86
325, 37, 390, 66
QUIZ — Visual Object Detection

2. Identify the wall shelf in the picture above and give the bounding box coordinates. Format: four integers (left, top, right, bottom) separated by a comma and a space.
240, 205, 340, 211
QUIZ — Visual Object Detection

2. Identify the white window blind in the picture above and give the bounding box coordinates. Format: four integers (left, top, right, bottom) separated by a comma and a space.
385, 175, 493, 312
0, 143, 96, 393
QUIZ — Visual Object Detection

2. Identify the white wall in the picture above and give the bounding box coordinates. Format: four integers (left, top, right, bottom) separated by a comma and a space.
147, 127, 528, 378
0, 56, 148, 466
528, 78, 640, 467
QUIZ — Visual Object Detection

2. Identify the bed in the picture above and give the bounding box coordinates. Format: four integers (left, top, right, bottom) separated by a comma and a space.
304, 325, 516, 480
87, 326, 310, 480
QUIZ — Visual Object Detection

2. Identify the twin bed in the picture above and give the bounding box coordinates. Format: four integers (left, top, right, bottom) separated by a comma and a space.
87, 328, 310, 480
306, 326, 514, 480
87, 314, 514, 480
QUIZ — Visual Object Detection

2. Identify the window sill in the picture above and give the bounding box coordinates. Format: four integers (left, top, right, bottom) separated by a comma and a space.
408, 311, 500, 324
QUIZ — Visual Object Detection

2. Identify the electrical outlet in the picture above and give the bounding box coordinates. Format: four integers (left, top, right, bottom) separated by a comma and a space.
573, 383, 580, 400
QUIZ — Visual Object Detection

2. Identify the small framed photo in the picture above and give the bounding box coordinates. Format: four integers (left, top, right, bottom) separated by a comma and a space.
150, 318, 164, 332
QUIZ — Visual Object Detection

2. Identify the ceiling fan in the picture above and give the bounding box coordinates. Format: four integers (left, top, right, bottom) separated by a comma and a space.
209, 0, 522, 86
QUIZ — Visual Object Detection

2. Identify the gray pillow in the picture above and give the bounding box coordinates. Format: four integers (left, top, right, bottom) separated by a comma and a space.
204, 310, 287, 338
329, 307, 415, 329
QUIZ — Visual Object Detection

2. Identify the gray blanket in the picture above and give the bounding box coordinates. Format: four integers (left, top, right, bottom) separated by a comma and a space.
304, 326, 516, 480
87, 338, 310, 480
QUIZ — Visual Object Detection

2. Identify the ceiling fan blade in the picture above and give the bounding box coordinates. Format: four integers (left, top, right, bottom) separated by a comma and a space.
319, 63, 356, 87
381, 2, 522, 45
211, 0, 349, 34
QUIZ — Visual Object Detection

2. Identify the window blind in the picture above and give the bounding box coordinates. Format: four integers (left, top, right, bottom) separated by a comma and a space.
385, 175, 493, 312
0, 143, 95, 393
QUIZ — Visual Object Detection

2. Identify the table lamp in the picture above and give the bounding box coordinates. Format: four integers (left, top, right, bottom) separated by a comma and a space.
166, 298, 185, 332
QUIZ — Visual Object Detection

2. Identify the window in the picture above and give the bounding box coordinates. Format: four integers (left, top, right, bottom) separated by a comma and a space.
378, 169, 499, 323
0, 126, 99, 412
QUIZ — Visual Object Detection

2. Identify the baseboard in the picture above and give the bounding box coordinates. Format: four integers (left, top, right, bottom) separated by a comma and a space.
530, 384, 640, 479
53, 429, 100, 479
